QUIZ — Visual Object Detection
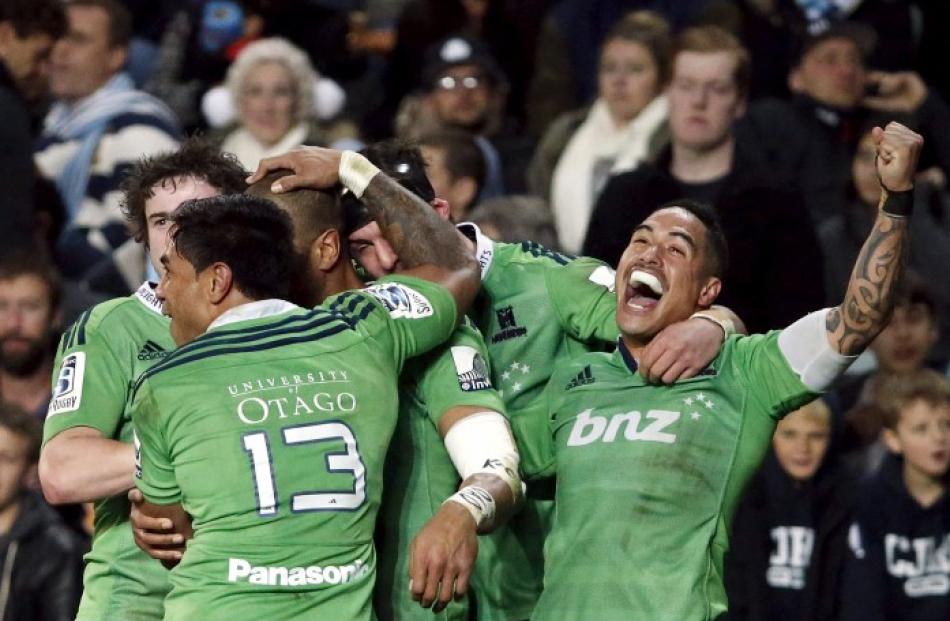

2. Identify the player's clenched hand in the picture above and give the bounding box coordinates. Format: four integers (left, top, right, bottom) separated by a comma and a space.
640, 316, 724, 384
246, 146, 343, 193
128, 489, 185, 566
873, 122, 924, 192
408, 501, 478, 612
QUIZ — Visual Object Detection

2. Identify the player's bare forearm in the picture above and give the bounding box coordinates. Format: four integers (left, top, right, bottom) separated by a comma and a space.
826, 122, 922, 356
826, 208, 909, 356
39, 428, 136, 504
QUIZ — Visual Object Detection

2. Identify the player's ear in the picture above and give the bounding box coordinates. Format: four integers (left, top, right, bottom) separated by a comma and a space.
208, 262, 234, 304
697, 276, 721, 308
311, 229, 342, 271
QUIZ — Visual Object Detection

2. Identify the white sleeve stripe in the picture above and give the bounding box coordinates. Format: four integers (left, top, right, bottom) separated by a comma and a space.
777, 308, 856, 393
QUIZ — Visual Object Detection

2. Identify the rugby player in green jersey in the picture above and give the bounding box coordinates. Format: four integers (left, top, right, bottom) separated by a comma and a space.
518, 121, 924, 621
38, 141, 247, 620
254, 141, 740, 621
133, 150, 522, 618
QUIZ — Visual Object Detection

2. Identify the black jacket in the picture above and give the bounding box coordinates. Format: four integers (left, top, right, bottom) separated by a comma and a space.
0, 62, 36, 256
724, 451, 854, 621
583, 141, 826, 334
840, 454, 950, 621
0, 492, 84, 621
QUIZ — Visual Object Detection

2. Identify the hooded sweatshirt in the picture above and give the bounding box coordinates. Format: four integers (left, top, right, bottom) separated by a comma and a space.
840, 453, 950, 621
0, 492, 84, 621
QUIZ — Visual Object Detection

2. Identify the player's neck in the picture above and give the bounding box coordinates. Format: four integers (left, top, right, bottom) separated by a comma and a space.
620, 334, 648, 368
0, 364, 52, 414
321, 263, 366, 301
903, 461, 946, 508
671, 136, 734, 184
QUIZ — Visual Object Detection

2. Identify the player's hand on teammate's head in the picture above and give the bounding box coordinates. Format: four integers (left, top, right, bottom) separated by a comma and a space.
639, 316, 726, 384
246, 146, 344, 193
873, 121, 924, 193
128, 489, 185, 566
408, 502, 478, 612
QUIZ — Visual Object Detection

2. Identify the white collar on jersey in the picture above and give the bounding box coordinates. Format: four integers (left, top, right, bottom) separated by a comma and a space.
207, 299, 300, 331
456, 222, 494, 281
135, 281, 165, 316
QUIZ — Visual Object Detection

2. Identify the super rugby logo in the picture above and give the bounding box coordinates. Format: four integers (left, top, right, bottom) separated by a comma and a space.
47, 352, 86, 417
365, 283, 433, 319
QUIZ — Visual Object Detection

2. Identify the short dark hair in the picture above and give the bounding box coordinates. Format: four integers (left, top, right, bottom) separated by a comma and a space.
0, 246, 62, 312
0, 401, 41, 463
346, 140, 437, 231
652, 198, 729, 277
246, 169, 343, 249
879, 370, 950, 430
67, 0, 132, 49
170, 194, 294, 301
418, 130, 486, 192
0, 0, 67, 39
121, 139, 248, 244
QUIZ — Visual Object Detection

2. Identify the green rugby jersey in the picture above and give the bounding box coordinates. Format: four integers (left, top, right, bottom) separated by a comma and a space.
460, 224, 618, 621
524, 332, 818, 621
131, 276, 457, 620
43, 282, 173, 621
375, 318, 504, 621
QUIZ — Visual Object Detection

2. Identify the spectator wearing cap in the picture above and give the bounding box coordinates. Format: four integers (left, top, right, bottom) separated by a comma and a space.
737, 20, 950, 225
34, 0, 182, 298
400, 35, 534, 196
418, 129, 486, 221
527, 10, 671, 254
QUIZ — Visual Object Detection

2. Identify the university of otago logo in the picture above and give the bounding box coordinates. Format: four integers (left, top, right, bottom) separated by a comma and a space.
491, 306, 527, 343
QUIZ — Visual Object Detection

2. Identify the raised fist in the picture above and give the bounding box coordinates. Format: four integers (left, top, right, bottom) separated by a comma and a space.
873, 122, 924, 193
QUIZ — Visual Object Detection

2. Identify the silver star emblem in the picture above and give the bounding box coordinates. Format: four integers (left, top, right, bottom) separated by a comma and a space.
690, 411, 701, 420
520, 363, 530, 374
684, 397, 694, 406
511, 382, 522, 392
510, 361, 520, 371
502, 370, 511, 381
696, 392, 706, 401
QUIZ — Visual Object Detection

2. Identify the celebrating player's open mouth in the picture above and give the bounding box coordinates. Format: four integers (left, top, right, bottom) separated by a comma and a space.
624, 269, 665, 313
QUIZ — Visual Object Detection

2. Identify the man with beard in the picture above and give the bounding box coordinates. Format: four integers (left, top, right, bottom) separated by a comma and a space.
0, 249, 62, 419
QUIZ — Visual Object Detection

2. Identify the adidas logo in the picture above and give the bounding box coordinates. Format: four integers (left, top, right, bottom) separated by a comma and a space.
565, 365, 595, 390
137, 340, 168, 361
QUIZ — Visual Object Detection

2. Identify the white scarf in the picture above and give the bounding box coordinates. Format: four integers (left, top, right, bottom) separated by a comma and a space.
551, 95, 668, 254
221, 122, 310, 171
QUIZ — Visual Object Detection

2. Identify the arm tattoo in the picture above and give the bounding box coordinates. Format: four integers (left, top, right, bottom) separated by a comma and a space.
361, 174, 472, 270
826, 212, 909, 356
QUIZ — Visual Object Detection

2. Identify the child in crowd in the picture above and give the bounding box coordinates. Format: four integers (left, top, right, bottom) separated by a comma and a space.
725, 399, 853, 621
841, 370, 950, 621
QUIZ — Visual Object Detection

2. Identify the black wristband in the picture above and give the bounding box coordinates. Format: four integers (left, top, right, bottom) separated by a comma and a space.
881, 188, 914, 217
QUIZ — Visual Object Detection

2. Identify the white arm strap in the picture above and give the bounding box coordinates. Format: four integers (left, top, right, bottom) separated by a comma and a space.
777, 308, 857, 392
443, 411, 522, 500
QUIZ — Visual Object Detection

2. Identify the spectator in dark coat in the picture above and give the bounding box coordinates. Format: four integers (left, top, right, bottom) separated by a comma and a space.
584, 26, 824, 334
0, 402, 83, 621
0, 1, 66, 259
725, 399, 854, 621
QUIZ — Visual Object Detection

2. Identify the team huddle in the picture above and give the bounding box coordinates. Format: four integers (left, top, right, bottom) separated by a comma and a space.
39, 122, 922, 620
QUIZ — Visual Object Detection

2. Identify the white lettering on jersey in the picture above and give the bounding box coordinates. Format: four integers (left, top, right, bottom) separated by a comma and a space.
767, 526, 814, 590
364, 283, 434, 319
884, 533, 950, 596
47, 352, 86, 417
227, 557, 370, 587
236, 393, 357, 425
567, 409, 680, 446
587, 265, 616, 292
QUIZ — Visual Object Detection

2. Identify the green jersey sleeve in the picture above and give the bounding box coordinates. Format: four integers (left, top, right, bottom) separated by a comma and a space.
43, 310, 130, 443
131, 379, 180, 505
327, 274, 458, 372
513, 367, 566, 481
547, 257, 619, 344
413, 320, 505, 427
727, 331, 819, 421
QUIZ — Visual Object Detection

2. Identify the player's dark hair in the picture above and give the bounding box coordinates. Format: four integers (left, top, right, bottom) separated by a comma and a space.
66, 0, 132, 48
653, 198, 729, 278
418, 129, 486, 194
878, 369, 950, 430
121, 139, 248, 245
170, 195, 294, 301
0, 401, 42, 463
0, 246, 62, 312
0, 0, 67, 39
246, 169, 343, 250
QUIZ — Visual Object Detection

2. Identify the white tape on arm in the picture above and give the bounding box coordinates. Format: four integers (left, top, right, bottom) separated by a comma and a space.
444, 486, 496, 530
777, 308, 857, 392
338, 151, 380, 198
443, 411, 522, 499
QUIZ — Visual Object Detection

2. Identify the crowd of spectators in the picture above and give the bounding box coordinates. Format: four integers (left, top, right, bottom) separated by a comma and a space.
0, 0, 948, 619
